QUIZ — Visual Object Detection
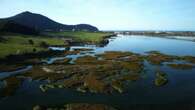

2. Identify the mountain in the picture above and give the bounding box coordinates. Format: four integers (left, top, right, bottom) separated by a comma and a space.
0, 11, 98, 32
0, 19, 39, 35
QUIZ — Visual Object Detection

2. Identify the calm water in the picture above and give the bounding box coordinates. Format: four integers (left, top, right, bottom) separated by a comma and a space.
1, 35, 195, 110
95, 35, 195, 56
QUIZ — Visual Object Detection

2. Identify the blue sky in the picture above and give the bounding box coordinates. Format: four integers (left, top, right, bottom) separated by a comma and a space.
0, 0, 195, 31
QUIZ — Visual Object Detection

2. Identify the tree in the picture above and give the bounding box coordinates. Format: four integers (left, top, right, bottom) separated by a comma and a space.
33, 48, 37, 52
40, 41, 49, 48
28, 39, 34, 45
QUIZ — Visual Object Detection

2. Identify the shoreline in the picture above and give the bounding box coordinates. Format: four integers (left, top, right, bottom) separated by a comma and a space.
114, 31, 195, 37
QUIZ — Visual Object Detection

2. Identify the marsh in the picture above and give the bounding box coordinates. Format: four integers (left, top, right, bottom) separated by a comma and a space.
0, 34, 195, 110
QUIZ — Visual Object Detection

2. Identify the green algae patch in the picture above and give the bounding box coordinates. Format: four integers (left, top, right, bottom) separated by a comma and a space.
97, 51, 134, 60
167, 64, 194, 70
146, 51, 176, 65
0, 77, 22, 97
154, 71, 168, 87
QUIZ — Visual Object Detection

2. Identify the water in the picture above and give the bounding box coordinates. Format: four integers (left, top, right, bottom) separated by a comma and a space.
52, 35, 195, 56
1, 35, 195, 109
0, 66, 32, 80
94, 35, 195, 56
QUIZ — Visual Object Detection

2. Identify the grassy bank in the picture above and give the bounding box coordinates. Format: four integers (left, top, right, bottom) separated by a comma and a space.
0, 31, 114, 58
0, 34, 65, 58
46, 31, 114, 43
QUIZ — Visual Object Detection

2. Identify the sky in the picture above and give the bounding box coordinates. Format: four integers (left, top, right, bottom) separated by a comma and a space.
0, 0, 195, 31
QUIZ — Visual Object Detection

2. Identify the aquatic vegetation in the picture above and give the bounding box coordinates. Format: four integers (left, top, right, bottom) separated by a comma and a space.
111, 80, 124, 93
124, 54, 144, 62
17, 50, 195, 95
65, 103, 118, 110
38, 61, 139, 93
118, 61, 143, 73
180, 56, 195, 64
62, 74, 84, 88
73, 48, 94, 51
74, 55, 98, 64
39, 83, 61, 92
35, 51, 146, 94
51, 58, 71, 65
146, 51, 176, 65
119, 73, 140, 81
21, 58, 42, 65
0, 64, 25, 72
97, 51, 134, 60
84, 74, 107, 93
64, 50, 80, 55
154, 71, 168, 87
75, 55, 111, 65
167, 63, 194, 70
32, 103, 118, 110
39, 72, 85, 92
23, 66, 52, 80
0, 77, 22, 97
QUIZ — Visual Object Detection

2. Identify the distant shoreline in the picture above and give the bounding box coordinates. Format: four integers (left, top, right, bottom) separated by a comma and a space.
109, 31, 195, 37
112, 31, 195, 42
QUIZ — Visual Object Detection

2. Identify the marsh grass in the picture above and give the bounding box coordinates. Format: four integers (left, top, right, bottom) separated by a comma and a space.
167, 64, 194, 70
0, 77, 22, 97
154, 71, 168, 87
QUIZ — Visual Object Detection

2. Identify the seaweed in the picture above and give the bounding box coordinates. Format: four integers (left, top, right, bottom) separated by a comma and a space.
146, 51, 176, 65
154, 71, 168, 87
97, 51, 134, 60
0, 77, 22, 97
167, 63, 194, 70
32, 103, 118, 110
84, 74, 107, 93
